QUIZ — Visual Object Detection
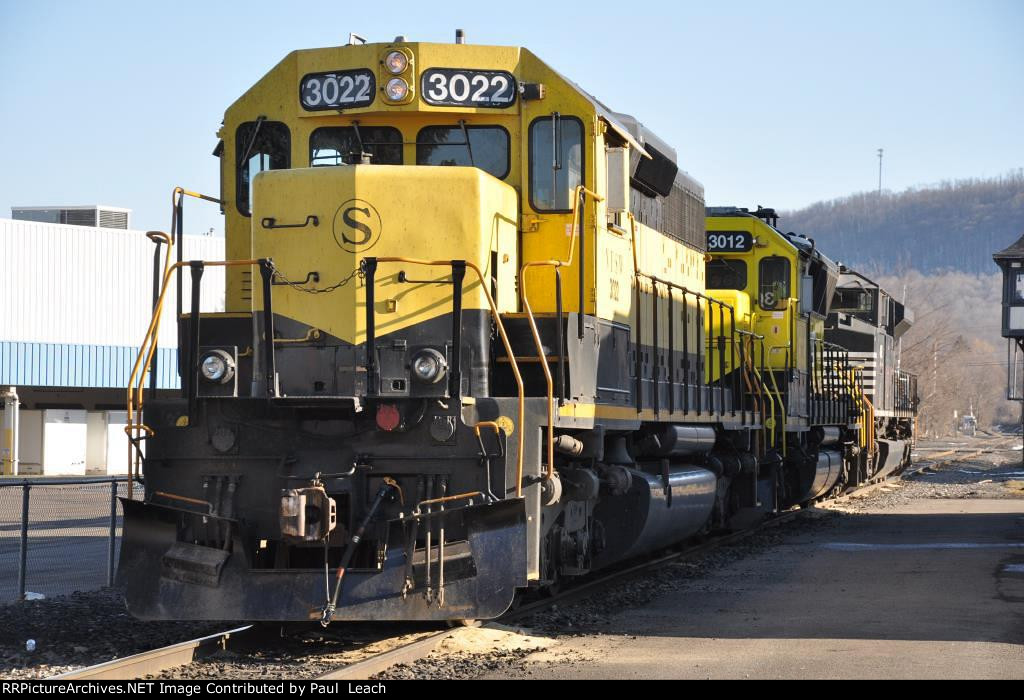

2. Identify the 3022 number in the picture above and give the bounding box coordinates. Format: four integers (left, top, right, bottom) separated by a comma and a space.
301, 70, 375, 110
421, 69, 516, 107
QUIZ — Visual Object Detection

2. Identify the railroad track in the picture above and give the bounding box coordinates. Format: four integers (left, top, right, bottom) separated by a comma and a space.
49, 627, 253, 680
44, 506, 844, 681
313, 507, 814, 681
904, 437, 1016, 477
49, 514, 799, 682
51, 439, 1009, 681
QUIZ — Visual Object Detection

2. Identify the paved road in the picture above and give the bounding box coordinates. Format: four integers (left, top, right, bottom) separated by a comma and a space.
488, 440, 1024, 679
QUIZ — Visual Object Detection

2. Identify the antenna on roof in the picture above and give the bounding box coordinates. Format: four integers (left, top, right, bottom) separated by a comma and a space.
348, 33, 367, 45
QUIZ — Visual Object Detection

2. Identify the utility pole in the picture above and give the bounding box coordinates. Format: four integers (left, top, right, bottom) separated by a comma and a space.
877, 148, 884, 196
932, 339, 937, 438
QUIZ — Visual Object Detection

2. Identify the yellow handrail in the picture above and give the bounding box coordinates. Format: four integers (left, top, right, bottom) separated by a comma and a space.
747, 340, 773, 446
765, 346, 789, 456
125, 256, 264, 492
124, 229, 173, 484
125, 187, 225, 488
856, 367, 877, 459
372, 257, 526, 498
743, 336, 774, 452
174, 186, 222, 207
518, 186, 603, 483
848, 367, 867, 450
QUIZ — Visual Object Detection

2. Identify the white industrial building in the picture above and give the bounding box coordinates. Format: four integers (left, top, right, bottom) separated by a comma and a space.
0, 209, 225, 476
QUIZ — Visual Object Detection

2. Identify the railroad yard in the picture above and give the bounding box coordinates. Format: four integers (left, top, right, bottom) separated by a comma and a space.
2, 434, 1022, 681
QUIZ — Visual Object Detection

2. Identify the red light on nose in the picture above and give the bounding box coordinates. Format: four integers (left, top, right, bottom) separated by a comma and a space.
376, 403, 401, 432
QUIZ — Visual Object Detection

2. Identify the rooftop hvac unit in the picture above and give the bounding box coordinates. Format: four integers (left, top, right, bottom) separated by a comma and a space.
11, 205, 131, 230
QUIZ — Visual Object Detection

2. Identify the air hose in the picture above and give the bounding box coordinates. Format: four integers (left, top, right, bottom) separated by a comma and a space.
321, 481, 396, 626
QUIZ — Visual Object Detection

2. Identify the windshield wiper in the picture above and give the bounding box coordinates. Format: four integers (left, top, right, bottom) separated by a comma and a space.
237, 115, 267, 167
458, 120, 475, 167
350, 121, 371, 164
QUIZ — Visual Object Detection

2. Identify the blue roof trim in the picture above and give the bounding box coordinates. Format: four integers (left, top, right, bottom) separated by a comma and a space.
0, 341, 180, 389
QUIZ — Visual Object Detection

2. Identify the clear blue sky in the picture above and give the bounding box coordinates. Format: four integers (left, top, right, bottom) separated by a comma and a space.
1, 0, 1021, 235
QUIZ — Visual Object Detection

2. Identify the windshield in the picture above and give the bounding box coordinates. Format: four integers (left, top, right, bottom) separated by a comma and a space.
706, 258, 747, 290
310, 126, 402, 166
416, 125, 509, 179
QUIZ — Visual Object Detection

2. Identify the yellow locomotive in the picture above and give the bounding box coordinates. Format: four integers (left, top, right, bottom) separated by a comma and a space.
119, 34, 915, 623
706, 206, 917, 492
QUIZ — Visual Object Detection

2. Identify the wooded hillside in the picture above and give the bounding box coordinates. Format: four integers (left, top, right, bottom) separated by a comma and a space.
781, 171, 1024, 275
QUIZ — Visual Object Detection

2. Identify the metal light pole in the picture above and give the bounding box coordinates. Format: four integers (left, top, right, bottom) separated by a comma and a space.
877, 148, 883, 196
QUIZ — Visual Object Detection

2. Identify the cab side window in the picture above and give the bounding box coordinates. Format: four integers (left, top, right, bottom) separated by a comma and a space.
758, 256, 790, 310
529, 115, 583, 212
236, 120, 290, 216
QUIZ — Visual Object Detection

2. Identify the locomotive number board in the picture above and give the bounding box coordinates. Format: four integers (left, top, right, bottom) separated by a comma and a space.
300, 69, 376, 110
706, 231, 754, 252
421, 68, 517, 107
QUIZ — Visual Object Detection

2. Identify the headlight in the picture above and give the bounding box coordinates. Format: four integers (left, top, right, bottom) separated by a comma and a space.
384, 50, 408, 74
385, 77, 409, 101
410, 349, 447, 384
200, 350, 235, 384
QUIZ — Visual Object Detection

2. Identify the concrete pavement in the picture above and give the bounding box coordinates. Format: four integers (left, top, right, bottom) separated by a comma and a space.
490, 486, 1024, 678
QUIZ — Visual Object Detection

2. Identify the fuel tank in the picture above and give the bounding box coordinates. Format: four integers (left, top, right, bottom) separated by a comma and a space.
593, 466, 716, 567
644, 425, 717, 457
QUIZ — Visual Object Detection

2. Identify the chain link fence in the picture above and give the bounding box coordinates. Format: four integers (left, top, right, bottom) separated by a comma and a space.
0, 477, 143, 602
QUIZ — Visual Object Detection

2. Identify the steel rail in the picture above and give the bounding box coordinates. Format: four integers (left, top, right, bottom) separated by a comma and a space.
50, 626, 253, 680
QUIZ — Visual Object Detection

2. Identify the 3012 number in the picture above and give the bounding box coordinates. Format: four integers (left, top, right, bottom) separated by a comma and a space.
706, 232, 753, 252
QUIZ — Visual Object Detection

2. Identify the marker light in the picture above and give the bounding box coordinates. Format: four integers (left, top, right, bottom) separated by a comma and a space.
384, 51, 408, 74
385, 77, 410, 101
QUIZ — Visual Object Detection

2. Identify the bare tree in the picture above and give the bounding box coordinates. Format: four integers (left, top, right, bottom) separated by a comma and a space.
877, 271, 1011, 436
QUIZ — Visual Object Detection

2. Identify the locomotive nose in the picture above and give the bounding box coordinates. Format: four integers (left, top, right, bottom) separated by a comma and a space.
251, 165, 519, 351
